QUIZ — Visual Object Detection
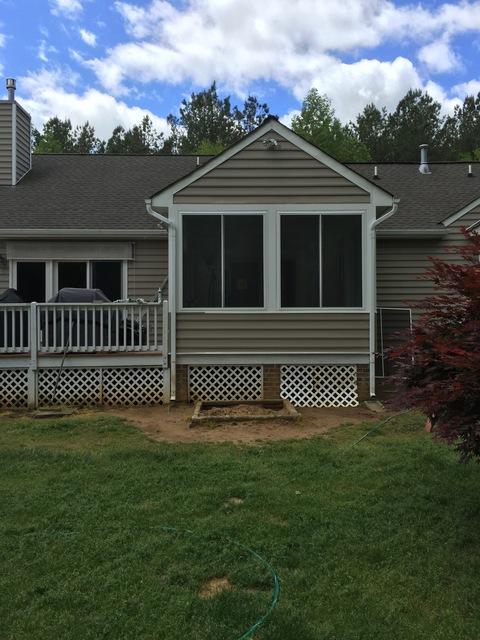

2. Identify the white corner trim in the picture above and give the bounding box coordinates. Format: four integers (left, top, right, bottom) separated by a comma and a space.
151, 119, 394, 207
441, 196, 480, 227
11, 103, 17, 186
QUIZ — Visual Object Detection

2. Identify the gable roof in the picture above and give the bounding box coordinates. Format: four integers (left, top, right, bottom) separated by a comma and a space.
150, 118, 395, 206
0, 143, 479, 235
349, 162, 480, 230
0, 153, 211, 233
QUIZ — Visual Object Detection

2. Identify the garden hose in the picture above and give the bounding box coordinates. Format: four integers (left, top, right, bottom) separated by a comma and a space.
24, 524, 279, 639
150, 526, 281, 640
349, 409, 412, 447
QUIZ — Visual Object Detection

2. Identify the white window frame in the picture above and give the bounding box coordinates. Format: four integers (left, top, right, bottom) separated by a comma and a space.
11, 259, 128, 301
179, 210, 268, 312
10, 259, 54, 301
176, 204, 370, 314
276, 210, 366, 312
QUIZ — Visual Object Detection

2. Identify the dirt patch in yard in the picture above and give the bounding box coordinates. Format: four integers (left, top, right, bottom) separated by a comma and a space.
98, 403, 384, 444
199, 576, 233, 598
201, 403, 287, 418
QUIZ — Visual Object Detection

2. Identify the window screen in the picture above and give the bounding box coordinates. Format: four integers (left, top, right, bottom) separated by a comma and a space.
183, 215, 221, 307
224, 215, 263, 307
57, 262, 87, 291
322, 215, 362, 307
281, 215, 319, 307
16, 262, 46, 302
92, 261, 122, 301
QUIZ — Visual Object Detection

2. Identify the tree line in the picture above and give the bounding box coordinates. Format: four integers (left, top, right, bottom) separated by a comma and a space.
33, 83, 480, 162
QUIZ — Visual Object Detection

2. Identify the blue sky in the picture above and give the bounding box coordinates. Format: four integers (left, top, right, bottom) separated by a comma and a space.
0, 0, 479, 139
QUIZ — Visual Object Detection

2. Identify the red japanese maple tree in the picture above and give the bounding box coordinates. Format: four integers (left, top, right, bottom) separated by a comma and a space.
390, 229, 480, 461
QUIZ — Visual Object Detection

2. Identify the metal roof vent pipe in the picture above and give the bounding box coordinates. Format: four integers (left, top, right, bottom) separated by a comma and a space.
6, 77, 16, 102
419, 143, 431, 174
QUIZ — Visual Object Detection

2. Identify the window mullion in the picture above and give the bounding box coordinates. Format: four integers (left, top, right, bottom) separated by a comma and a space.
221, 214, 225, 308
318, 214, 322, 308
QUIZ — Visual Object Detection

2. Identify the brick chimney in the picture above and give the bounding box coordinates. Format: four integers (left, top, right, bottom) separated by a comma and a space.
0, 78, 32, 185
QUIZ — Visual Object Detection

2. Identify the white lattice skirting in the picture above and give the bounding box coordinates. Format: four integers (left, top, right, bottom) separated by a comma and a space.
280, 365, 359, 408
36, 367, 164, 407
0, 369, 29, 408
189, 365, 263, 401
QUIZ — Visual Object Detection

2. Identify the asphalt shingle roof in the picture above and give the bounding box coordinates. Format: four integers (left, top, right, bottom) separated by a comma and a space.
0, 154, 211, 230
349, 162, 480, 229
1, 154, 479, 232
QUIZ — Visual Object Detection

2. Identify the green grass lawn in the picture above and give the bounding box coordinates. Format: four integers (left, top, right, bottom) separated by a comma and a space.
1, 412, 480, 640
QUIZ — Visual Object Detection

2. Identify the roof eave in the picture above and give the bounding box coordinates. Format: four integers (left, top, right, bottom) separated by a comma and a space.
377, 228, 449, 238
441, 195, 480, 227
0, 228, 167, 239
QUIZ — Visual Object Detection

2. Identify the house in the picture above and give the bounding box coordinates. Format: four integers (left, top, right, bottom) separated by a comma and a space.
1, 78, 479, 409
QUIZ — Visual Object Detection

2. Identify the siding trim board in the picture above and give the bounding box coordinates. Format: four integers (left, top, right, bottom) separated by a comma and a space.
177, 354, 370, 365
11, 103, 16, 185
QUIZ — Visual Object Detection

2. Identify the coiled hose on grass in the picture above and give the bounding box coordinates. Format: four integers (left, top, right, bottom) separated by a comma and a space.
151, 526, 280, 640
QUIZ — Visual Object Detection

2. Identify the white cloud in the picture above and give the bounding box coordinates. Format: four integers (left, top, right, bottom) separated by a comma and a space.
79, 28, 97, 47
0, 33, 5, 48
280, 109, 301, 127
424, 80, 462, 113
82, 0, 480, 121
418, 38, 461, 74
50, 0, 83, 18
452, 79, 480, 97
38, 40, 58, 63
18, 68, 169, 140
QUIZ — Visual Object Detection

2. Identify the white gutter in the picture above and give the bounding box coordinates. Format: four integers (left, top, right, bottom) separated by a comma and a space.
368, 198, 400, 398
145, 199, 177, 402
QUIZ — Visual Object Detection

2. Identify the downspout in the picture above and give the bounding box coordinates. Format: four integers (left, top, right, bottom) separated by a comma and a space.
368, 198, 400, 398
145, 199, 177, 401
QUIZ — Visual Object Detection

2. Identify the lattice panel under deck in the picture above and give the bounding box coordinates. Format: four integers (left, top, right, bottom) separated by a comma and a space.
189, 366, 263, 402
38, 366, 164, 407
280, 365, 358, 408
0, 369, 29, 408
102, 367, 163, 406
38, 368, 102, 406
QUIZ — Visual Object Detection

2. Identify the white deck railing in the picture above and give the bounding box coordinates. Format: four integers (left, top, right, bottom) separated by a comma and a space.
0, 304, 31, 353
0, 301, 167, 355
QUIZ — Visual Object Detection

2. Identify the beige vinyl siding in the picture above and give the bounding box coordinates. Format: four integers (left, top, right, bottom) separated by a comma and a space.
15, 105, 31, 182
174, 130, 370, 204
0, 242, 9, 291
0, 103, 12, 186
176, 313, 369, 354
376, 207, 480, 310
127, 239, 167, 299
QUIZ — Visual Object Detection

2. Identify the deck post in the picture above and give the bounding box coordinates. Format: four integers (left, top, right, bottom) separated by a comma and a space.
27, 302, 38, 408
162, 300, 170, 403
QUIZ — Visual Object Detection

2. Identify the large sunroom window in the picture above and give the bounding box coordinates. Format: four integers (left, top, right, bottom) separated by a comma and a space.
182, 214, 264, 308
281, 214, 362, 308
